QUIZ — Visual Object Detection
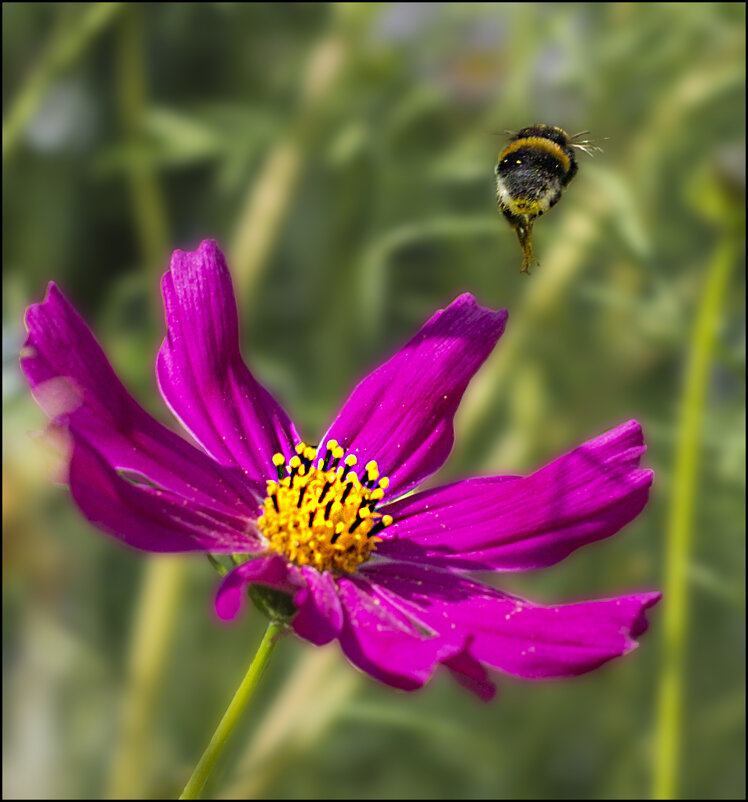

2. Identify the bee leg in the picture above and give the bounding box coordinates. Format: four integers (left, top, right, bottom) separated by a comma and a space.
514, 218, 539, 274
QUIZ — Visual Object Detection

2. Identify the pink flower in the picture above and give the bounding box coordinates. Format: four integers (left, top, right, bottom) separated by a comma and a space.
22, 240, 660, 700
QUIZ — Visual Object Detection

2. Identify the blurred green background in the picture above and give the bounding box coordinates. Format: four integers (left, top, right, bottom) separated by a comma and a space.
3, 3, 745, 799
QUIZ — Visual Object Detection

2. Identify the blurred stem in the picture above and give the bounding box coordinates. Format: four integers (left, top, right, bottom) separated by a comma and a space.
179, 621, 286, 800
107, 557, 186, 799
652, 237, 736, 799
230, 30, 347, 309
2, 2, 124, 166
115, 3, 170, 275
106, 9, 176, 798
457, 197, 606, 469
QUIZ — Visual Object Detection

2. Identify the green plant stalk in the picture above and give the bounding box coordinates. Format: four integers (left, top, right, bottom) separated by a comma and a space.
116, 4, 170, 274
2, 3, 123, 165
230, 30, 347, 308
652, 237, 736, 799
107, 557, 185, 798
218, 646, 358, 799
106, 11, 175, 796
179, 620, 286, 800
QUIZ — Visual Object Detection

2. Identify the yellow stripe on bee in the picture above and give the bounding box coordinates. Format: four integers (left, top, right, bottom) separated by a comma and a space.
511, 198, 543, 214
499, 136, 570, 173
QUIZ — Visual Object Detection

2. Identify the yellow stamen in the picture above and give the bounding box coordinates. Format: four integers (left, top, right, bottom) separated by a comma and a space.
258, 442, 394, 574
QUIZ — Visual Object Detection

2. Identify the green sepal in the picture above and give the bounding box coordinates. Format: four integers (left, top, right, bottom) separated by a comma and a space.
206, 554, 230, 575
248, 583, 297, 624
207, 553, 255, 575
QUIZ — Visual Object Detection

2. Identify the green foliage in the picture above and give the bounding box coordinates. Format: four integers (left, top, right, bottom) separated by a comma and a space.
3, 3, 744, 799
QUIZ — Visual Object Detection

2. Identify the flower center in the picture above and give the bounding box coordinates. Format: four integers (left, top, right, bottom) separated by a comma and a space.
258, 440, 393, 574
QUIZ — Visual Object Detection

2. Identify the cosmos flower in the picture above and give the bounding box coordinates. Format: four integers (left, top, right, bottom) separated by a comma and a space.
22, 240, 659, 700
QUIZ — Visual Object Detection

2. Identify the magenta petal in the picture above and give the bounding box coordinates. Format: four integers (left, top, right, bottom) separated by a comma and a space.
464, 591, 662, 678
335, 576, 465, 692
321, 294, 507, 497
21, 282, 257, 514
378, 421, 653, 571
215, 555, 305, 621
157, 240, 299, 478
70, 436, 262, 553
444, 652, 497, 702
362, 561, 661, 679
291, 567, 344, 645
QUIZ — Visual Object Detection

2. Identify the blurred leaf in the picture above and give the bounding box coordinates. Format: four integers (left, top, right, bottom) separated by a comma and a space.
94, 104, 279, 173
2, 3, 744, 800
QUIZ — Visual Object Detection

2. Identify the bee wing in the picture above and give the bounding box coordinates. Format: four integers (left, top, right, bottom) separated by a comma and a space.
569, 131, 607, 157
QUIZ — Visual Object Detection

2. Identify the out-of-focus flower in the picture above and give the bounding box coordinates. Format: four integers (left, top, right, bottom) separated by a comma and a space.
21, 240, 659, 699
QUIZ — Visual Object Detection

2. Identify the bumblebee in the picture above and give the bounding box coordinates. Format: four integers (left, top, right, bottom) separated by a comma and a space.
495, 124, 597, 273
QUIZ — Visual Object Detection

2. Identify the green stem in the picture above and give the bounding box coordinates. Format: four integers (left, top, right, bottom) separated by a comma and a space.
652, 237, 736, 799
179, 620, 286, 800
230, 30, 347, 309
115, 3, 170, 275
107, 558, 185, 798
106, 11, 174, 797
3, 3, 123, 165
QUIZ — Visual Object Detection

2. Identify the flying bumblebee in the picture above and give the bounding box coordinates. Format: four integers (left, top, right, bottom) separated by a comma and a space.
495, 124, 600, 273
